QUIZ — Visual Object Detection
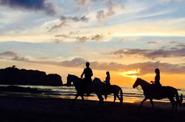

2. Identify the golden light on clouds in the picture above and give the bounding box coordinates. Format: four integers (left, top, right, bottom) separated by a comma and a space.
119, 69, 140, 79
0, 0, 185, 89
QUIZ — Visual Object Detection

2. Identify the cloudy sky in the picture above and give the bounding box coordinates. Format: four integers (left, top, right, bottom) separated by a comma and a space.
0, 0, 185, 88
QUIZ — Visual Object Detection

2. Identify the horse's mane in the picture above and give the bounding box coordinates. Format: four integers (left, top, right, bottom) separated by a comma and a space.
137, 78, 151, 85
94, 77, 101, 81
68, 74, 80, 79
93, 77, 102, 83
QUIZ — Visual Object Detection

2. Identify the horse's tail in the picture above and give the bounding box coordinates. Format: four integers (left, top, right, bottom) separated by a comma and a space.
119, 87, 123, 104
180, 94, 183, 106
175, 90, 182, 106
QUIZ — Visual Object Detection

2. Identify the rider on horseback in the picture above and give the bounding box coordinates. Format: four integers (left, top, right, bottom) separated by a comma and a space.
104, 71, 111, 99
151, 68, 161, 87
81, 62, 93, 93
105, 71, 111, 86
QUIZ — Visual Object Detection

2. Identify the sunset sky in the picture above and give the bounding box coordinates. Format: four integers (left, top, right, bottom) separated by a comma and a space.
0, 0, 185, 88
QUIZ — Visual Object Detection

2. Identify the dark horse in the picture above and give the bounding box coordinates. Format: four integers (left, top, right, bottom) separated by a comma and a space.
133, 78, 181, 110
66, 74, 104, 103
93, 78, 123, 103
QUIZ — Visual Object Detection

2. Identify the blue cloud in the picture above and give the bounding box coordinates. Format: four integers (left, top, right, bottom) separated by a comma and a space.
0, 0, 56, 15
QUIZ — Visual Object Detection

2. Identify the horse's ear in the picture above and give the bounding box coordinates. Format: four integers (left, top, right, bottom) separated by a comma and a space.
94, 77, 97, 80
93, 77, 100, 81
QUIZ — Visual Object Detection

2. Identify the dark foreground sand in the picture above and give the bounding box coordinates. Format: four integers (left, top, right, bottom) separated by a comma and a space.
0, 96, 184, 122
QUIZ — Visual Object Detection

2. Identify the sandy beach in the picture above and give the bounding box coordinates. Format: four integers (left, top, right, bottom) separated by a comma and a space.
0, 95, 184, 122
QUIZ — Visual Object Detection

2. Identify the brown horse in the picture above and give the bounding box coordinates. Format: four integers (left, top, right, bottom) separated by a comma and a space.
133, 78, 181, 110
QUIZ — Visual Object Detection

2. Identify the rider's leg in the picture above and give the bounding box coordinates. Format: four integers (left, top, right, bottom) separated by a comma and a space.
86, 80, 92, 96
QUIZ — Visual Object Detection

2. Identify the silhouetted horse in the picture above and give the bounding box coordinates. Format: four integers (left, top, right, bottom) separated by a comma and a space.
66, 74, 103, 102
133, 78, 181, 110
93, 78, 123, 103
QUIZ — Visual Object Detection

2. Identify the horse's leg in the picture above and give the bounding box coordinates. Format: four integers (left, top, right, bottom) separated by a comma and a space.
173, 97, 178, 111
140, 97, 147, 107
75, 94, 79, 100
114, 94, 116, 102
104, 94, 107, 99
150, 98, 154, 108
116, 93, 123, 104
81, 95, 84, 101
71, 94, 79, 107
119, 89, 123, 104
116, 94, 120, 101
97, 94, 104, 103
169, 97, 175, 111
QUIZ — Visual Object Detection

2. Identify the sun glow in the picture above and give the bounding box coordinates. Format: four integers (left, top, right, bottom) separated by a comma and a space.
119, 69, 140, 79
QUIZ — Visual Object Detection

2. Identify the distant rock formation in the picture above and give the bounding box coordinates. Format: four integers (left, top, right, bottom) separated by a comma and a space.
0, 66, 63, 86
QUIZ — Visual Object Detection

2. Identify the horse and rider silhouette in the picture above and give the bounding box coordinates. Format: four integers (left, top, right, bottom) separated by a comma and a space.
67, 62, 182, 108
133, 68, 183, 110
80, 62, 93, 96
67, 62, 123, 103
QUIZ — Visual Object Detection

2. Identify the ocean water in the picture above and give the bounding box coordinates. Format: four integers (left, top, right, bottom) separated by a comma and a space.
0, 85, 184, 104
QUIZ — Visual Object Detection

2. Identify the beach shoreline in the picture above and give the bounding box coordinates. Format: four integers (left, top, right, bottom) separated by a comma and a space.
0, 95, 185, 122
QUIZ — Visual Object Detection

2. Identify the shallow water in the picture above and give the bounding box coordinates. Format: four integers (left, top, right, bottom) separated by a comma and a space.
0, 85, 184, 103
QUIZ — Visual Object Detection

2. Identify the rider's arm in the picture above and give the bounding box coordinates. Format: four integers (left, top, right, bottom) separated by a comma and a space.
81, 69, 85, 78
91, 69, 93, 76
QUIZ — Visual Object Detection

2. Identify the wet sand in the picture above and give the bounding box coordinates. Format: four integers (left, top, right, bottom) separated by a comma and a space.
0, 96, 184, 122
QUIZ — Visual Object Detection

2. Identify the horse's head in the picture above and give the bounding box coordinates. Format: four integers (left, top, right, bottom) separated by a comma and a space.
67, 74, 79, 86
93, 77, 102, 84
66, 74, 72, 86
67, 74, 81, 86
133, 78, 141, 88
